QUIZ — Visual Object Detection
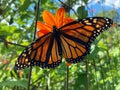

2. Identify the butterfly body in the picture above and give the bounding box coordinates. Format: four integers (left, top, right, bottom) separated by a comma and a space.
15, 17, 113, 70
52, 26, 62, 55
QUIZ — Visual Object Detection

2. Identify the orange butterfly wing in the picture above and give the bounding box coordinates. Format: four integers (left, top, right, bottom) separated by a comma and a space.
15, 17, 113, 69
60, 17, 113, 63
15, 33, 62, 69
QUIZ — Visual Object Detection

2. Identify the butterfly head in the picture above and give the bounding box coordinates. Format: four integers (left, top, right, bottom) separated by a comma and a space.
52, 26, 60, 36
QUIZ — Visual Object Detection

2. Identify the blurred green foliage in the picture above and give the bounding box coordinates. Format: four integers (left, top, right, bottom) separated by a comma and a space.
0, 0, 120, 90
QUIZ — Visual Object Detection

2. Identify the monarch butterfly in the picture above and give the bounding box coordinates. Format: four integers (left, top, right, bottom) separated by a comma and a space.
15, 8, 113, 70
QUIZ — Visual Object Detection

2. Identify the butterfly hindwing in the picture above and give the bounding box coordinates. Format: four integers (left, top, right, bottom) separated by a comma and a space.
60, 34, 88, 63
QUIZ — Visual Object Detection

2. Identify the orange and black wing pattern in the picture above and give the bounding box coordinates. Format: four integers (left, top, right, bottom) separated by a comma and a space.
15, 33, 62, 69
15, 17, 113, 70
60, 17, 113, 63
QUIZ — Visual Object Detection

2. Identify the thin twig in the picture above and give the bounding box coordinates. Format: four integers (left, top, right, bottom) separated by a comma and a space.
58, 0, 78, 18
28, 66, 32, 90
0, 40, 26, 47
27, 0, 40, 90
93, 59, 99, 90
85, 60, 89, 90
66, 66, 69, 90
33, 0, 40, 40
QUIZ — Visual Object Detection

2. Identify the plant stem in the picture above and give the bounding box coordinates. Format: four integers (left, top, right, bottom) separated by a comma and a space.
27, 0, 40, 89
66, 66, 69, 90
28, 66, 32, 90
86, 60, 89, 90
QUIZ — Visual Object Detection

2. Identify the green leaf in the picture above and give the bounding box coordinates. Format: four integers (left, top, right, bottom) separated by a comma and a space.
41, 0, 48, 4
19, 0, 31, 11
77, 6, 88, 19
98, 41, 108, 50
74, 72, 86, 89
0, 79, 27, 88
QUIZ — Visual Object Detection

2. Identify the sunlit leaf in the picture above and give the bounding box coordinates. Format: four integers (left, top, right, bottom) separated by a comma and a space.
0, 80, 27, 88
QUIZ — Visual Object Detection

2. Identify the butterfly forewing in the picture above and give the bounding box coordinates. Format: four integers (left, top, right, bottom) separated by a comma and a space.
60, 17, 113, 63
